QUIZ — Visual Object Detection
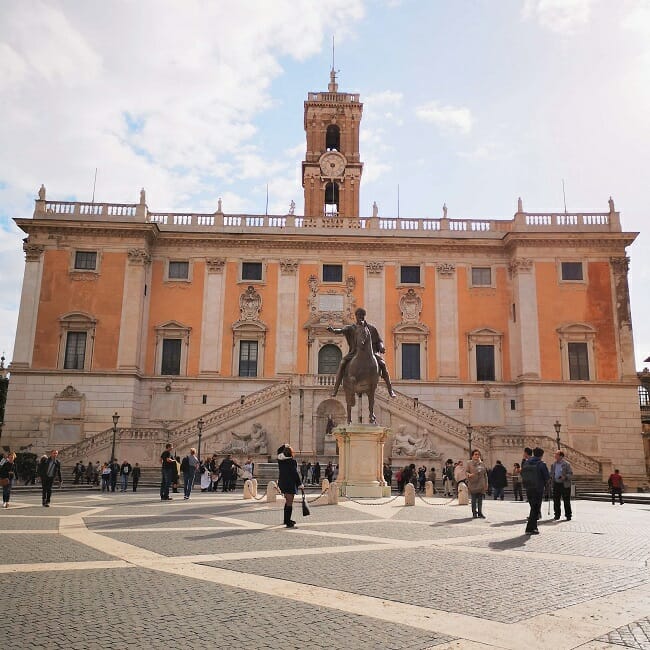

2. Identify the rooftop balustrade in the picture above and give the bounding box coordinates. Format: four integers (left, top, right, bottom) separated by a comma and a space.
32, 198, 622, 235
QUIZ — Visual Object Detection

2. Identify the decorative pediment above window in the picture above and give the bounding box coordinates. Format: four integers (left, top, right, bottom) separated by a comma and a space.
467, 327, 503, 349
556, 322, 597, 342
155, 320, 192, 343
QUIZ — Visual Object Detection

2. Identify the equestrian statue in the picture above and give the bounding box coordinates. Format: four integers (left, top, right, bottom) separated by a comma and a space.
327, 307, 396, 424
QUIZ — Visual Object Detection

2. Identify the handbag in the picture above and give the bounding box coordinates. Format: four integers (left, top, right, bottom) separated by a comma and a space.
301, 493, 311, 517
0, 478, 9, 487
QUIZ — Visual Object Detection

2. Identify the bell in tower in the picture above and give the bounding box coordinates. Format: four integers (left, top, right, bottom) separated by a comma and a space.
302, 70, 363, 218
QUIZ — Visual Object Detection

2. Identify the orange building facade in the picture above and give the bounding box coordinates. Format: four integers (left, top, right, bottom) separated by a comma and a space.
4, 75, 646, 484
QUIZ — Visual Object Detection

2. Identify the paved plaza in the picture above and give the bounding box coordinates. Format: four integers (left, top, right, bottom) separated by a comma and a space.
1, 488, 649, 649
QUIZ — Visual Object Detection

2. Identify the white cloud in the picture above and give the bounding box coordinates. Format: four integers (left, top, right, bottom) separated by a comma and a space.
522, 0, 594, 35
415, 101, 474, 134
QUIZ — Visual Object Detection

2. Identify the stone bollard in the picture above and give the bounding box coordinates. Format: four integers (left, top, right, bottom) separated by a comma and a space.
457, 482, 469, 506
404, 483, 415, 506
328, 481, 339, 504
243, 480, 254, 499
425, 480, 434, 497
322, 478, 330, 492
266, 480, 279, 503
251, 478, 258, 497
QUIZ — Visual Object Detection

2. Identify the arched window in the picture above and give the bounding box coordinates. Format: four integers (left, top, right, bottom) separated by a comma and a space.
324, 182, 339, 216
326, 125, 340, 151
318, 344, 341, 374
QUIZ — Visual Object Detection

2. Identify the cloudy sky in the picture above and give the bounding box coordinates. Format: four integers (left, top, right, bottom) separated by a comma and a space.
1, 0, 649, 367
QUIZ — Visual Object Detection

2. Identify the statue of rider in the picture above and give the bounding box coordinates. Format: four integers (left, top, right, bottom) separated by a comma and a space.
327, 307, 396, 398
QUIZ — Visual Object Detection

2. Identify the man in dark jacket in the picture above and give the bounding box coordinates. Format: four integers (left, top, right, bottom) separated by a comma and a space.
490, 460, 507, 500
38, 449, 62, 507
524, 448, 550, 535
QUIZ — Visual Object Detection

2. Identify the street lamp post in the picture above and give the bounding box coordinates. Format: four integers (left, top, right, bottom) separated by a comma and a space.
197, 417, 204, 462
554, 419, 562, 450
467, 423, 473, 459
110, 412, 120, 464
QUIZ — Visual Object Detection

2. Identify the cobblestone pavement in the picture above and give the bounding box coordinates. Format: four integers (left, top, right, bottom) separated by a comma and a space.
1, 489, 649, 649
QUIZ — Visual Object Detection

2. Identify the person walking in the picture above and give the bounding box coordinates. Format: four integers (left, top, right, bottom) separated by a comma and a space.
38, 449, 62, 507
453, 460, 467, 493
131, 463, 141, 492
511, 463, 523, 501
608, 469, 624, 505
181, 448, 200, 500
109, 458, 120, 492
442, 459, 455, 496
101, 463, 111, 492
277, 444, 304, 528
550, 450, 573, 521
160, 443, 176, 501
522, 447, 550, 535
0, 451, 17, 508
119, 460, 132, 492
491, 460, 507, 500
466, 450, 488, 519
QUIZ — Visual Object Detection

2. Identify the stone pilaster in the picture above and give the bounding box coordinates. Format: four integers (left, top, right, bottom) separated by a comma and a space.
365, 261, 385, 344
117, 249, 151, 371
199, 258, 226, 375
435, 263, 459, 379
12, 241, 45, 367
610, 256, 636, 380
509, 258, 541, 379
276, 260, 299, 374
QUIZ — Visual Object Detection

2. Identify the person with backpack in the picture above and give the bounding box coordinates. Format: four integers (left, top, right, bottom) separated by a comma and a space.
522, 447, 550, 535
607, 468, 625, 505
181, 448, 200, 500
442, 459, 455, 497
550, 450, 573, 521
490, 460, 507, 500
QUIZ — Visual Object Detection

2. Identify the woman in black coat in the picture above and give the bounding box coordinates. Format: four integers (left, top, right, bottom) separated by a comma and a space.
277, 444, 303, 528
0, 452, 17, 508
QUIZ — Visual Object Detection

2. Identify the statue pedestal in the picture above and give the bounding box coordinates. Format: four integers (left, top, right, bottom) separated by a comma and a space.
333, 424, 391, 498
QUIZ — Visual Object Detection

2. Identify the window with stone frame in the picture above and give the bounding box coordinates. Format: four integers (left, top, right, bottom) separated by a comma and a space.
74, 251, 97, 271
324, 182, 339, 216
242, 262, 263, 281
161, 339, 182, 375
561, 261, 584, 281
322, 264, 343, 283
557, 323, 596, 382
168, 261, 189, 280
239, 340, 258, 377
58, 312, 96, 371
318, 344, 342, 374
401, 343, 421, 380
64, 332, 87, 370
471, 267, 492, 286
476, 344, 495, 381
400, 266, 421, 284
467, 327, 502, 382
568, 342, 590, 380
326, 124, 340, 151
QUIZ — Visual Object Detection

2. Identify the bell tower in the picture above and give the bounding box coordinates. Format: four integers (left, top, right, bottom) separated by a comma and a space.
302, 69, 363, 218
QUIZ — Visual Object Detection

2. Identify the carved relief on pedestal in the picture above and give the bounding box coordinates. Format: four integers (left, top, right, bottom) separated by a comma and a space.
508, 258, 533, 276
23, 240, 44, 262
240, 285, 262, 321
205, 258, 225, 273
436, 262, 456, 277
127, 248, 151, 265
280, 259, 299, 275
399, 288, 422, 324
390, 425, 441, 459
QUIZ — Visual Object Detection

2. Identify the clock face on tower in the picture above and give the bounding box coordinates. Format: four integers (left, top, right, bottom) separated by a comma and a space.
319, 151, 346, 177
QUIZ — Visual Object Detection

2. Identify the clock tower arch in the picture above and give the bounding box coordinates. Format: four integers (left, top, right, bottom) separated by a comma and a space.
302, 69, 363, 218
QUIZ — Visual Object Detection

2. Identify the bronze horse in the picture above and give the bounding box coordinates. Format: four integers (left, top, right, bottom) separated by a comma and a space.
343, 324, 380, 424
